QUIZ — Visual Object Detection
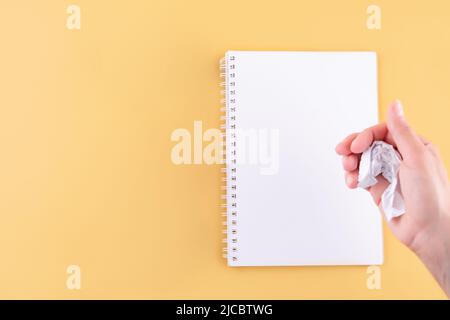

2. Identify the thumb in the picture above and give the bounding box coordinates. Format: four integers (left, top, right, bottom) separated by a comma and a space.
387, 100, 424, 158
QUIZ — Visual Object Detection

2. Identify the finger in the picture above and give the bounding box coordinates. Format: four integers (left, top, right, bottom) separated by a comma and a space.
366, 175, 390, 207
336, 133, 358, 156
345, 170, 359, 189
385, 131, 397, 147
350, 123, 388, 154
342, 154, 359, 172
387, 100, 425, 159
366, 176, 401, 225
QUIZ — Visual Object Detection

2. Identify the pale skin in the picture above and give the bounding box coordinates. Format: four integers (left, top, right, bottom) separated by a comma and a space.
335, 100, 450, 297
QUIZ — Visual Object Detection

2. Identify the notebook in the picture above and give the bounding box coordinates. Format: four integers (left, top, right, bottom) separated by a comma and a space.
220, 51, 383, 267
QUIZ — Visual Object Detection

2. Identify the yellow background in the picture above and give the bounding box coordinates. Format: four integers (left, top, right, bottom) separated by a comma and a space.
0, 0, 448, 299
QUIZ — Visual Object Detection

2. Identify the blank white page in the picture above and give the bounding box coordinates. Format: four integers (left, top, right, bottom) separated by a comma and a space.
224, 51, 383, 266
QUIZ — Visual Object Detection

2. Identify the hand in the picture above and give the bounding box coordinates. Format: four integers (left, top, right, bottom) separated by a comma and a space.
335, 100, 450, 297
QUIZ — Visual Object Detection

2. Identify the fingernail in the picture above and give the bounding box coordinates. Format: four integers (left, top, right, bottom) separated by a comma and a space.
392, 99, 404, 117
346, 175, 353, 187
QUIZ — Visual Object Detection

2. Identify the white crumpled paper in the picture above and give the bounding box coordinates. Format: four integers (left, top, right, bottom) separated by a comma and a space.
358, 141, 406, 221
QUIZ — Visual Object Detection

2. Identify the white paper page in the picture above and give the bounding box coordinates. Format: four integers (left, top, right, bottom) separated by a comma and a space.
225, 51, 383, 266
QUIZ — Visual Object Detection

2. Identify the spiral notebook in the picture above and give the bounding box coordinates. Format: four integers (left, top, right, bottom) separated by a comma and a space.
220, 51, 383, 266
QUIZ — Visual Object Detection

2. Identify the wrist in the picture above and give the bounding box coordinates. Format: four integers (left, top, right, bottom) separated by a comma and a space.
412, 214, 450, 297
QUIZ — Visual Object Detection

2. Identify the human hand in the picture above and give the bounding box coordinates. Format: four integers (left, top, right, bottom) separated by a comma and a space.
335, 100, 450, 297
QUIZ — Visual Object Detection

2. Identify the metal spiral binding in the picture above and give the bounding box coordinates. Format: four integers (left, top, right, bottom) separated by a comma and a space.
220, 54, 238, 263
